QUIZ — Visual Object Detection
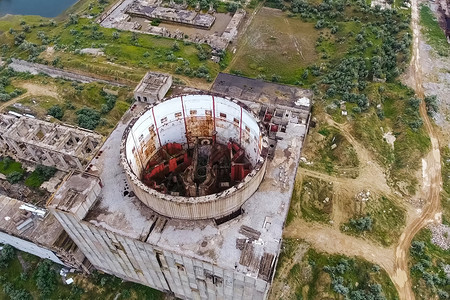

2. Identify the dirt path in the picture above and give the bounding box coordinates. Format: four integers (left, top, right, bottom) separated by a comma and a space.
390, 0, 443, 298
284, 220, 396, 274
0, 82, 60, 112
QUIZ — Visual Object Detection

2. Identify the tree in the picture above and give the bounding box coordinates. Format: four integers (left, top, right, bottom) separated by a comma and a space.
172, 42, 180, 51
112, 31, 120, 40
35, 260, 57, 297
0, 244, 15, 268
6, 171, 23, 184
76, 108, 100, 130
408, 97, 421, 109
48, 105, 64, 120
349, 215, 372, 231
424, 95, 438, 115
34, 165, 57, 181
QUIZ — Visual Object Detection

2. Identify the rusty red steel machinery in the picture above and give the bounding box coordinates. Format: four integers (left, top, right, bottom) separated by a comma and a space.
141, 139, 251, 197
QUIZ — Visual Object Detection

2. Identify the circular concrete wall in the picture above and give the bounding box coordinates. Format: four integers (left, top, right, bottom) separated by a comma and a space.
120, 94, 268, 220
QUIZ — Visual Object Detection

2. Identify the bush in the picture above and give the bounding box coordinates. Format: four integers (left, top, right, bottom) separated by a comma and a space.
34, 165, 56, 181
35, 260, 57, 297
410, 241, 425, 257
76, 108, 100, 130
47, 105, 64, 120
6, 171, 23, 184
424, 95, 438, 115
100, 94, 117, 114
349, 216, 373, 231
0, 244, 15, 268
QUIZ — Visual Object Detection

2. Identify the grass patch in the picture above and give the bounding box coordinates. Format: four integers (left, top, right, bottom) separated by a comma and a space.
419, 4, 449, 56
229, 8, 318, 84
442, 146, 450, 225
290, 175, 334, 224
12, 75, 132, 135
409, 228, 450, 299
353, 82, 431, 195
341, 196, 406, 246
0, 12, 219, 87
301, 126, 359, 177
0, 157, 25, 176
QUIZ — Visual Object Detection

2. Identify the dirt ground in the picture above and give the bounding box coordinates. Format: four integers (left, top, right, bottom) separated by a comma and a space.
0, 81, 61, 112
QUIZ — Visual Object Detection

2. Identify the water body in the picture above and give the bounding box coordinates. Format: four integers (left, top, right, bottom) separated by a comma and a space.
0, 0, 78, 18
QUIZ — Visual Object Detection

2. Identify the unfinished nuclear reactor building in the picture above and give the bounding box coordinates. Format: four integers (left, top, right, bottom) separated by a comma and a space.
0, 70, 311, 299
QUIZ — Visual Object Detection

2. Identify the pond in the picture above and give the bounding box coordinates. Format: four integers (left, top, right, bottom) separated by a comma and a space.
0, 0, 78, 18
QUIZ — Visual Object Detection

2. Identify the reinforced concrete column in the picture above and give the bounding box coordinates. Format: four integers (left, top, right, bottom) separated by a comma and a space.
25, 144, 40, 162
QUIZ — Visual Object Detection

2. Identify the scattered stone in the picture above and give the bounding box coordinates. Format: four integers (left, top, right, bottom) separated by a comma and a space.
429, 223, 450, 250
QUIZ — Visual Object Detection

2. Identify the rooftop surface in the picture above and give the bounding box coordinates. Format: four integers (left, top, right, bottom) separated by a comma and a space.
0, 195, 64, 247
211, 73, 313, 111
134, 71, 171, 95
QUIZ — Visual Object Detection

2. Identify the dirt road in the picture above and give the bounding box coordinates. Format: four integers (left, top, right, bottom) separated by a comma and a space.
390, 0, 443, 298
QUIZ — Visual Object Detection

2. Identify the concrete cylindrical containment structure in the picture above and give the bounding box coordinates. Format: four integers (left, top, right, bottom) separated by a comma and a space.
120, 94, 268, 220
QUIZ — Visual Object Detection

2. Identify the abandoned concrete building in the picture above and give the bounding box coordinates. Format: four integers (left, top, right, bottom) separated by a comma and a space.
127, 2, 216, 29
0, 113, 102, 171
133, 71, 173, 103
0, 195, 88, 271
0, 72, 312, 299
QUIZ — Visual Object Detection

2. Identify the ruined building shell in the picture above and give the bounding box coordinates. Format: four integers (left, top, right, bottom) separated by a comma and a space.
120, 94, 268, 220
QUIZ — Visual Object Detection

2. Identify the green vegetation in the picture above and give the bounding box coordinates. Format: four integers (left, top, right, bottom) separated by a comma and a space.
288, 175, 333, 225
0, 156, 57, 188
0, 157, 25, 177
24, 165, 57, 188
0, 8, 221, 85
0, 244, 164, 300
419, 4, 449, 56
341, 196, 405, 246
229, 0, 428, 193
76, 107, 101, 130
300, 126, 359, 177
0, 68, 26, 102
2, 71, 133, 135
424, 94, 439, 116
274, 240, 399, 299
353, 83, 430, 195
442, 146, 450, 225
47, 105, 64, 120
409, 229, 450, 300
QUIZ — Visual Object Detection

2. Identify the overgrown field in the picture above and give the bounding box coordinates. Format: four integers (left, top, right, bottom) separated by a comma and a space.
0, 0, 221, 87
419, 4, 449, 56
409, 229, 450, 300
229, 7, 318, 83
0, 244, 163, 300
341, 195, 406, 246
273, 239, 399, 299
0, 67, 132, 135
286, 175, 334, 225
300, 126, 359, 177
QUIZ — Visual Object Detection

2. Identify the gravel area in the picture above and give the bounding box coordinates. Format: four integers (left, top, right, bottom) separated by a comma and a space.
429, 223, 450, 250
